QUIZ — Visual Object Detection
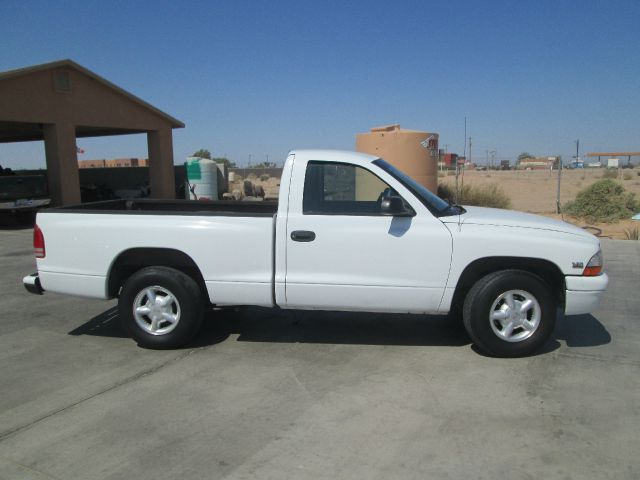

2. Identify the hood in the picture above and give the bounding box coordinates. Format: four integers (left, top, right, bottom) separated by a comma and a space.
441, 206, 594, 239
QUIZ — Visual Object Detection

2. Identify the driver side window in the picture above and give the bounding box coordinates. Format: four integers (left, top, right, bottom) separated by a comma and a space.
303, 161, 397, 215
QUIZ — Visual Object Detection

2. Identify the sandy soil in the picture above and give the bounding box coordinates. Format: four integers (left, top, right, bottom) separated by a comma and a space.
540, 214, 639, 240
439, 167, 640, 213
439, 167, 640, 239
228, 174, 281, 200
228, 168, 640, 240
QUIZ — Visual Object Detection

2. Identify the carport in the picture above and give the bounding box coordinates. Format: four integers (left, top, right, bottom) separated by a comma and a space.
0, 59, 184, 205
586, 151, 640, 167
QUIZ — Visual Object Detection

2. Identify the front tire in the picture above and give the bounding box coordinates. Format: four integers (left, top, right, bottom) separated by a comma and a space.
463, 270, 556, 357
119, 266, 204, 349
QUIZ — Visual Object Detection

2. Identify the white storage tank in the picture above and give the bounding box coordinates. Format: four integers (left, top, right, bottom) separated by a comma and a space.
185, 157, 218, 200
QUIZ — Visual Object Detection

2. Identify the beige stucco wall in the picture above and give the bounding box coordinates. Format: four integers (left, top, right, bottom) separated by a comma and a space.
0, 68, 170, 131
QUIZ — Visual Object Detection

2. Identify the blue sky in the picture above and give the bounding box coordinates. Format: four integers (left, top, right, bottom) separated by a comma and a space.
1, 0, 639, 168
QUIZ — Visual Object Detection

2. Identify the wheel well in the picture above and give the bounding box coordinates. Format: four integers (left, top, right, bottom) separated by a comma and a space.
451, 257, 565, 310
107, 248, 207, 299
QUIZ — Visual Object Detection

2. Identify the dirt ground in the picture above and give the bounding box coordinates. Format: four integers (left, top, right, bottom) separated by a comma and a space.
439, 167, 640, 239
228, 174, 281, 200
229, 167, 640, 240
542, 214, 638, 240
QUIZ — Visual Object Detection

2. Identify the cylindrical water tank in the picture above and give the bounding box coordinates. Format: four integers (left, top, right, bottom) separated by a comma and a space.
185, 157, 218, 200
356, 124, 439, 193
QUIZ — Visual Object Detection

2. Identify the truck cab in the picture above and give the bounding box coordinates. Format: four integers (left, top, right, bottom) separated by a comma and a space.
275, 150, 455, 313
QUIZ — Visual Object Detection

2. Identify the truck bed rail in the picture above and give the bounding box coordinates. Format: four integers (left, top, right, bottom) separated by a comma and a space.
48, 199, 278, 217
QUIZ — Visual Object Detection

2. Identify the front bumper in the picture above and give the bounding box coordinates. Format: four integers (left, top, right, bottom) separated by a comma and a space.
564, 273, 609, 315
23, 273, 44, 295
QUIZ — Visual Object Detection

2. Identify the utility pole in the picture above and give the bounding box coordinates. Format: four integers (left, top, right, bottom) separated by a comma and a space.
456, 117, 467, 204
462, 136, 471, 191
556, 154, 563, 214
486, 149, 489, 168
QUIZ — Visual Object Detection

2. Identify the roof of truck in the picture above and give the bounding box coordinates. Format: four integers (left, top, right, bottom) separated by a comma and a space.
288, 150, 380, 163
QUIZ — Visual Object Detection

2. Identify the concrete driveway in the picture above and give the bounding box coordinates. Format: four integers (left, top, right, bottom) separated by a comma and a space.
0, 227, 638, 480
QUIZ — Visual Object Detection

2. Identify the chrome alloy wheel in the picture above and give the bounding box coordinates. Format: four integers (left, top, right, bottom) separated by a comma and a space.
132, 286, 181, 336
489, 290, 541, 342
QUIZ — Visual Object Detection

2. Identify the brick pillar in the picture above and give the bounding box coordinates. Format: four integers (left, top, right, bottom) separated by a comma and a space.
147, 128, 176, 199
43, 123, 81, 206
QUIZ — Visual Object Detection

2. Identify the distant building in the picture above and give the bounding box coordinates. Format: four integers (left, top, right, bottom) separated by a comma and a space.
78, 158, 148, 168
77, 159, 106, 168
440, 153, 459, 168
518, 157, 557, 170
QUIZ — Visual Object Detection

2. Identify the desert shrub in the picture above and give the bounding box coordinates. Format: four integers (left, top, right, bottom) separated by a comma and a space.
437, 183, 454, 201
624, 226, 639, 240
438, 182, 511, 209
623, 172, 633, 180
637, 170, 640, 177
438, 182, 461, 205
601, 169, 618, 179
564, 179, 640, 222
259, 174, 270, 181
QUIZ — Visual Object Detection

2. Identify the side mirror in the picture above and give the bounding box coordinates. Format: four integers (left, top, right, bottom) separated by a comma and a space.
380, 196, 414, 217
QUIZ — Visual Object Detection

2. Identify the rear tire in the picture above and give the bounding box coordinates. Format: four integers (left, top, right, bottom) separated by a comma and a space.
119, 266, 204, 349
463, 270, 556, 357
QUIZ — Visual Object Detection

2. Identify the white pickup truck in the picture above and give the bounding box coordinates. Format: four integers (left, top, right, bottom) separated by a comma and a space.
24, 150, 608, 357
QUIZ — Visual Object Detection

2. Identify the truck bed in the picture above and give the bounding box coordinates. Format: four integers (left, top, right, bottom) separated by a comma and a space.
49, 199, 278, 217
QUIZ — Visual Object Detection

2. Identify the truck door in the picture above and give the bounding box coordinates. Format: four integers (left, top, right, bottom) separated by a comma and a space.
284, 159, 452, 313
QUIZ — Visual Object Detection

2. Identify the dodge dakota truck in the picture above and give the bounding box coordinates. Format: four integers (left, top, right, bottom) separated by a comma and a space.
23, 150, 608, 357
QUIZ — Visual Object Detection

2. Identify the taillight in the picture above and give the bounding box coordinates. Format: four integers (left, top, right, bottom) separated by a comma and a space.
583, 249, 603, 276
34, 224, 45, 258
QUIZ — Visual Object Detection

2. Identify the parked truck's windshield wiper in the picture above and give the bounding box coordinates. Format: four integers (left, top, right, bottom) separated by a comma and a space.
444, 199, 466, 215
449, 204, 466, 215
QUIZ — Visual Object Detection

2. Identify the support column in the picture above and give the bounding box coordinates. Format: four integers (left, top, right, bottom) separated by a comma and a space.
43, 123, 81, 206
147, 128, 176, 199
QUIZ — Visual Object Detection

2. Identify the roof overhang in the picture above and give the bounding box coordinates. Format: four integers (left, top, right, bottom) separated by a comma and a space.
0, 59, 184, 129
586, 152, 640, 157
0, 121, 147, 144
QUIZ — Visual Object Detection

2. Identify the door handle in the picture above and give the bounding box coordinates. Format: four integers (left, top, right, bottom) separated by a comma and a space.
291, 230, 316, 242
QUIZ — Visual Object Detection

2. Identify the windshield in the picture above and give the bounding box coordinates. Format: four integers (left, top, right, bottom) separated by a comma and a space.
373, 159, 457, 216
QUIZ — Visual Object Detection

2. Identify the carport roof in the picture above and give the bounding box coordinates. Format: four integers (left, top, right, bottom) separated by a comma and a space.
0, 59, 185, 131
